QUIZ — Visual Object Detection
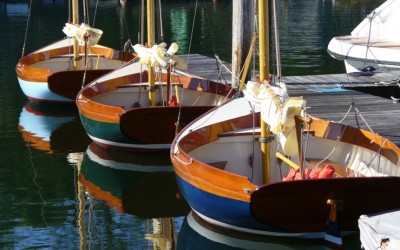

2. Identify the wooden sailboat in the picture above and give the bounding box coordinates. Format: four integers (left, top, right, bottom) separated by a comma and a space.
15, 0, 135, 104
76, 0, 235, 152
170, 0, 400, 243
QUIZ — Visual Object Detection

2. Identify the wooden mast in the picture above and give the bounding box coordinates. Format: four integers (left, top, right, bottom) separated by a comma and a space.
72, 0, 80, 69
147, 0, 156, 106
259, 0, 271, 184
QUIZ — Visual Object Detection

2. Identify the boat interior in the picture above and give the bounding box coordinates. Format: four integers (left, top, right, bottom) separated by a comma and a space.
183, 115, 400, 186
18, 42, 134, 74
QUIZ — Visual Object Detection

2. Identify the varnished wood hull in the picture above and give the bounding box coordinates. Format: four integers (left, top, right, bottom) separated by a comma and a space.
16, 39, 135, 104
76, 65, 235, 151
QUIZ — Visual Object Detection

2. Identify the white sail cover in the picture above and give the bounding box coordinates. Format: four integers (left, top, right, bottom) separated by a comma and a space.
63, 23, 103, 46
243, 81, 305, 156
132, 42, 186, 70
351, 0, 400, 42
359, 209, 400, 250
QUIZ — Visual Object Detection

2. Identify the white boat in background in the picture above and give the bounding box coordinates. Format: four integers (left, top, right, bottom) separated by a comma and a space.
327, 0, 400, 74
359, 209, 400, 250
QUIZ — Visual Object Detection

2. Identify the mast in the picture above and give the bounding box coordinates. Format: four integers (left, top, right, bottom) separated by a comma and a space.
259, 0, 271, 184
72, 0, 80, 69
147, 0, 156, 106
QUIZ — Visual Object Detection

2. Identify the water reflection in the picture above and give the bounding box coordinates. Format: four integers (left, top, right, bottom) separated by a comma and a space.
177, 211, 360, 250
76, 142, 190, 249
18, 101, 90, 153
3, 2, 28, 17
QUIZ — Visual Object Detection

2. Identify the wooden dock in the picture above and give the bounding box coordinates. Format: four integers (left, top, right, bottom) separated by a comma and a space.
183, 54, 400, 145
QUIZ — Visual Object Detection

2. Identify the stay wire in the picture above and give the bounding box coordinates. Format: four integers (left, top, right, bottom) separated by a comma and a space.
92, 0, 99, 27
201, 0, 217, 57
185, 0, 199, 72
21, 0, 33, 57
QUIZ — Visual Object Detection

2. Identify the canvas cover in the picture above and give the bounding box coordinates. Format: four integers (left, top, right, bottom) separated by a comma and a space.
359, 209, 400, 250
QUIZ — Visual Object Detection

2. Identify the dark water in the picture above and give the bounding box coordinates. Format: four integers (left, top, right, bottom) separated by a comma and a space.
0, 0, 385, 249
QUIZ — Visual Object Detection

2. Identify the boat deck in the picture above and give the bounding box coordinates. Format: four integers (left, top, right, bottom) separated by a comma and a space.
182, 54, 400, 145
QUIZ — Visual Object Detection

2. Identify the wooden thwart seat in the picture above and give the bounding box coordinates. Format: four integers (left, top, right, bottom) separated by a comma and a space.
117, 82, 183, 89
218, 127, 261, 138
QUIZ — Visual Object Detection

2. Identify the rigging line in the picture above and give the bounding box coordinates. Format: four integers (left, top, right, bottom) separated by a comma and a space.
158, 0, 164, 42
185, 0, 199, 73
250, 102, 256, 182
68, 0, 71, 23
82, 0, 88, 24
92, 0, 100, 27
173, 67, 184, 135
122, 3, 131, 42
301, 113, 311, 171
363, 11, 376, 70
81, 38, 91, 88
337, 102, 354, 123
157, 68, 165, 105
23, 134, 49, 227
314, 124, 349, 169
272, 0, 281, 82
87, 192, 94, 250
365, 138, 388, 174
21, 0, 33, 57
331, 2, 351, 83
140, 0, 144, 44
201, 0, 217, 55
354, 106, 374, 133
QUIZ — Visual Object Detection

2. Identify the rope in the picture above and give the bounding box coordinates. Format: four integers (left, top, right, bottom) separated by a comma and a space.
354, 106, 374, 133
338, 101, 374, 133
21, 0, 33, 57
313, 124, 348, 169
337, 102, 354, 123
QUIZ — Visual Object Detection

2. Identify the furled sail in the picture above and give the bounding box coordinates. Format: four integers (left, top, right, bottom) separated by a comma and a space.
62, 23, 103, 46
132, 42, 186, 69
244, 80, 305, 156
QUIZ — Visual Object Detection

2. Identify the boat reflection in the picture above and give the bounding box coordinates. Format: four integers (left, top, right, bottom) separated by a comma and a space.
177, 211, 361, 250
78, 142, 190, 249
79, 142, 190, 217
18, 101, 90, 153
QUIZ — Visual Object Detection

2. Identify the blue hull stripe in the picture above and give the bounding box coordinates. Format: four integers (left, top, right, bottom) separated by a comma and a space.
175, 175, 286, 233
